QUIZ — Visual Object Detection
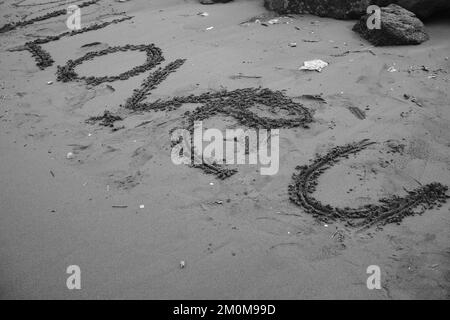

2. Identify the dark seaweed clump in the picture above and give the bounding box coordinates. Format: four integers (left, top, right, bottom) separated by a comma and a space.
86, 110, 123, 127
288, 139, 449, 230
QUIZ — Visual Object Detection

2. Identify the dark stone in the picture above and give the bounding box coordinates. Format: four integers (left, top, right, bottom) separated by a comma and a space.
373, 0, 450, 19
353, 4, 429, 46
263, 0, 371, 19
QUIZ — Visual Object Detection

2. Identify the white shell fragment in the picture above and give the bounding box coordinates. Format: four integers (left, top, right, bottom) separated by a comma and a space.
387, 66, 397, 72
300, 59, 329, 72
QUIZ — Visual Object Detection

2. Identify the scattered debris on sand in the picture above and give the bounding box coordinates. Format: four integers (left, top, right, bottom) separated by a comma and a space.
265, 1, 447, 44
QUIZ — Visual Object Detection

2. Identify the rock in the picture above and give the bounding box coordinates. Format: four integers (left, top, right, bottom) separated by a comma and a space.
353, 4, 429, 46
200, 0, 233, 4
264, 0, 450, 19
373, 0, 450, 19
263, 0, 371, 19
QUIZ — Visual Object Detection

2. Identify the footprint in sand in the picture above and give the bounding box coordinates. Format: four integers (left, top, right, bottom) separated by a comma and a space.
129, 145, 154, 169
12, 112, 43, 127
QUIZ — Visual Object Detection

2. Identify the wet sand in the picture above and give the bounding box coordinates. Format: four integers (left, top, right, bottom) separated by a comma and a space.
0, 0, 449, 299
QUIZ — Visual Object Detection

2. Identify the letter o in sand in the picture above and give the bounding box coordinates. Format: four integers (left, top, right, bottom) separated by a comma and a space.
56, 44, 166, 86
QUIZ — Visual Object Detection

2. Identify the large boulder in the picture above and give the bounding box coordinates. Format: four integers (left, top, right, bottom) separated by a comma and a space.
264, 0, 450, 20
263, 0, 372, 19
373, 0, 450, 19
353, 4, 429, 46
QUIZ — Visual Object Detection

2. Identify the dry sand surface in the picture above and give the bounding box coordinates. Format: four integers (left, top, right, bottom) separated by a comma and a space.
0, 0, 449, 299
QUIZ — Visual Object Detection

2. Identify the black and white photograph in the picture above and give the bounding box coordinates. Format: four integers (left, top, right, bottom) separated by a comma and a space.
0, 0, 449, 303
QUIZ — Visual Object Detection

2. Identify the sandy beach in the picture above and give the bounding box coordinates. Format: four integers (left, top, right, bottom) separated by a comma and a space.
0, 0, 449, 299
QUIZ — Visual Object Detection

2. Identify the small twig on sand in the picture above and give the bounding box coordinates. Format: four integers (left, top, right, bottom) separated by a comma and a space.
135, 120, 153, 128
348, 106, 366, 120
229, 73, 262, 80
296, 94, 326, 103
331, 49, 376, 57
